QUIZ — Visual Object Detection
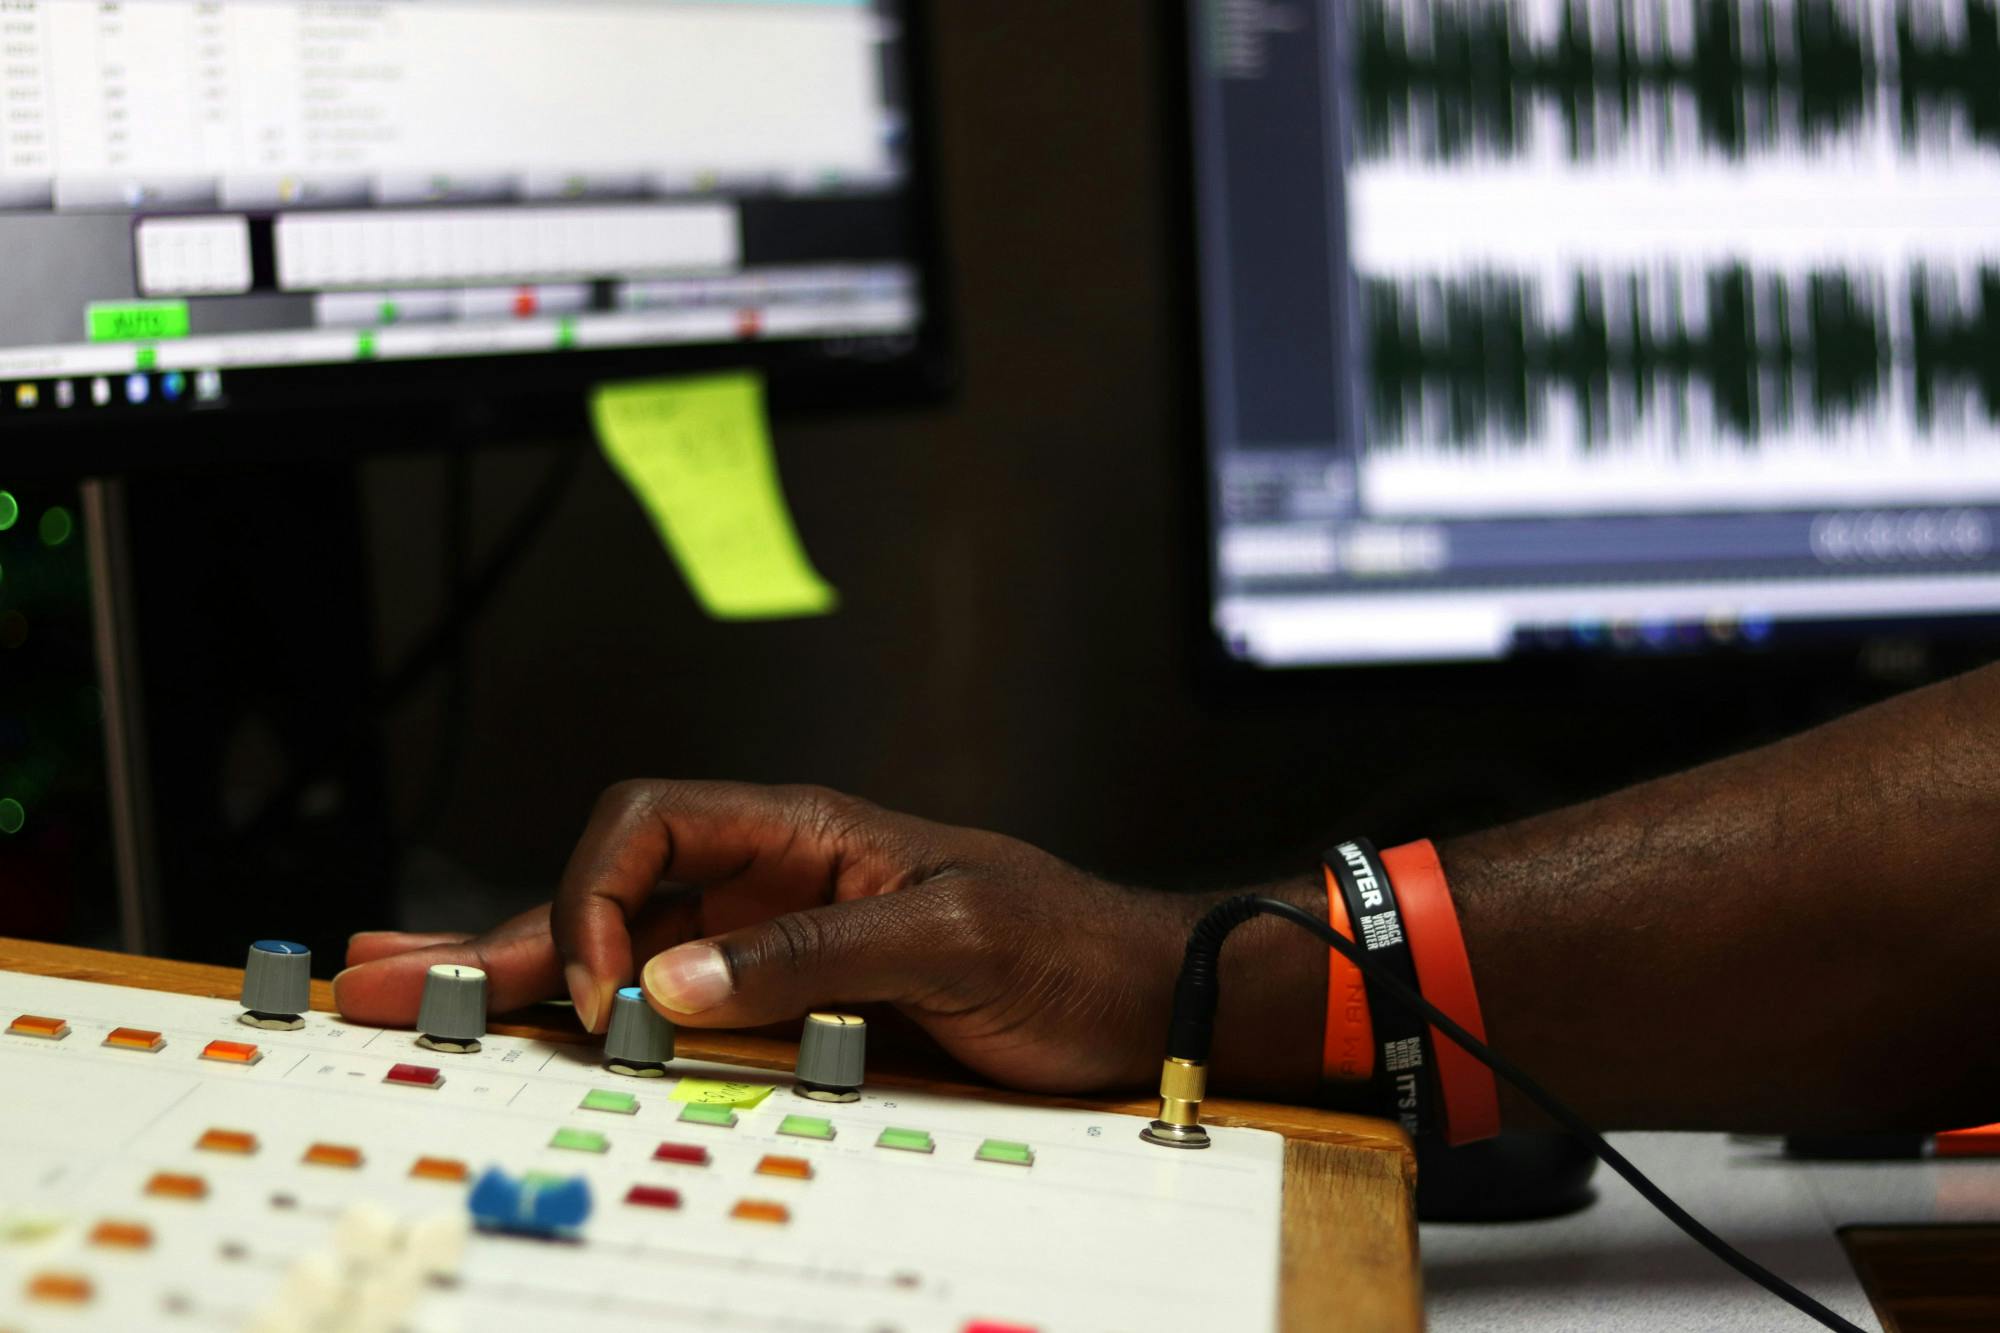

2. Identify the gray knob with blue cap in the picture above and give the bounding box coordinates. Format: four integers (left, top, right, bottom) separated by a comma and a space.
240, 940, 311, 1030
603, 986, 676, 1077
415, 964, 487, 1054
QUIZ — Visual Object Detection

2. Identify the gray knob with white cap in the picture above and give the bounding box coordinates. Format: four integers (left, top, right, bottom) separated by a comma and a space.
240, 940, 312, 1030
794, 1012, 866, 1102
603, 986, 676, 1077
415, 965, 486, 1054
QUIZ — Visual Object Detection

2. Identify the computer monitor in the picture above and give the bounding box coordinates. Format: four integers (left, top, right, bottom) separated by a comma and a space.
1185, 0, 2000, 667
0, 0, 946, 470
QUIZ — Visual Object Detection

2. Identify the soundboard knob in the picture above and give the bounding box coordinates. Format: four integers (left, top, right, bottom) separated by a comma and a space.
793, 1012, 866, 1102
239, 940, 312, 1031
603, 986, 676, 1077
414, 965, 487, 1054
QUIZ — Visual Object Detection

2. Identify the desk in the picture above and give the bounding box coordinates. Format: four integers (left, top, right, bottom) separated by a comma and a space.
0, 938, 1423, 1332
1423, 1133, 2000, 1332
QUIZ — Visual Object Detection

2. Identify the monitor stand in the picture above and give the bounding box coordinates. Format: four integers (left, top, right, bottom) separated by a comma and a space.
83, 464, 399, 965
81, 477, 164, 955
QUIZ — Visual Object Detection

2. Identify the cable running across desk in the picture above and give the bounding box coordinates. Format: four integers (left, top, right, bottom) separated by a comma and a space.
1163, 895, 1867, 1333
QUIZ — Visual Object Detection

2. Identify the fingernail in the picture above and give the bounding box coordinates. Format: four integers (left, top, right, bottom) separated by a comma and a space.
329, 967, 357, 1012
643, 944, 733, 1014
565, 963, 604, 1032
348, 930, 395, 944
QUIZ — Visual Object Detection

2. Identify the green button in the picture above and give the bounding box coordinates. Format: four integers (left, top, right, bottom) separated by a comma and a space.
134, 346, 157, 371
356, 330, 377, 361
976, 1139, 1033, 1167
581, 1089, 640, 1115
678, 1103, 737, 1128
88, 301, 190, 343
876, 1127, 934, 1154
556, 317, 577, 350
379, 300, 401, 325
777, 1115, 834, 1141
549, 1127, 609, 1154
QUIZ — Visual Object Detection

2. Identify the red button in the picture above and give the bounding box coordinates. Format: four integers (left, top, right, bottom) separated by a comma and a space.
963, 1324, 1039, 1333
384, 1064, 443, 1089
624, 1184, 682, 1210
652, 1142, 710, 1167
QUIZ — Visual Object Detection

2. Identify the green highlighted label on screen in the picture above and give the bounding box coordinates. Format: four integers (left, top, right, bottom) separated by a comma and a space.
87, 302, 190, 343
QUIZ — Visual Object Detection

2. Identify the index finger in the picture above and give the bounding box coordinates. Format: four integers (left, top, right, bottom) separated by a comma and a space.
553, 780, 926, 1031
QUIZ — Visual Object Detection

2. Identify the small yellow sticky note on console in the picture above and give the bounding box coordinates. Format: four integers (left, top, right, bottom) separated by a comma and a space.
670, 1079, 775, 1109
591, 372, 838, 621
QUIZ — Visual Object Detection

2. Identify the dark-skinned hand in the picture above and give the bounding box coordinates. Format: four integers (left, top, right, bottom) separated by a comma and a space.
333, 780, 1327, 1098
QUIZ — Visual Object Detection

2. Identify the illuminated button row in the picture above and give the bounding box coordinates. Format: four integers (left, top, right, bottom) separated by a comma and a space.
615, 1187, 787, 1222
187, 1131, 472, 1174
618, 1189, 789, 1224
620, 1184, 792, 1216
145, 1147, 471, 1203
5, 1016, 273, 1067
672, 1102, 1031, 1167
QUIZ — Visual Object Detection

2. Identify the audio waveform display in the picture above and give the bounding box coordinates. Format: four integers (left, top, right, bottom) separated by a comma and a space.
1366, 261, 2000, 448
1356, 0, 2000, 163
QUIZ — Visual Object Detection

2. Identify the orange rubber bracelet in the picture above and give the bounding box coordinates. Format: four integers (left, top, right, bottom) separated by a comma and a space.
1382, 840, 1500, 1145
1321, 864, 1375, 1083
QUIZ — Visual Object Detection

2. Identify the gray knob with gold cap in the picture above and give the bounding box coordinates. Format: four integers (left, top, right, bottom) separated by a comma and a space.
794, 1012, 866, 1102
604, 986, 676, 1077
240, 940, 311, 1030
415, 965, 486, 1054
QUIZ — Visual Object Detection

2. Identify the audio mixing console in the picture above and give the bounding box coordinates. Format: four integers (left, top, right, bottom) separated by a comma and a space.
0, 959, 1284, 1332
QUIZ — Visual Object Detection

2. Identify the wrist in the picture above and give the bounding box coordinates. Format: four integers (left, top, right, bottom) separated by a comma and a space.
1199, 875, 1329, 1102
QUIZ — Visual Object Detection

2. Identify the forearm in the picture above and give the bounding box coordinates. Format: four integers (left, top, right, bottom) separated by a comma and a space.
1444, 663, 2000, 1133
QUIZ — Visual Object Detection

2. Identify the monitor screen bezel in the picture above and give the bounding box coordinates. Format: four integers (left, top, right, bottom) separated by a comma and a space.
0, 0, 956, 478
1165, 0, 2000, 681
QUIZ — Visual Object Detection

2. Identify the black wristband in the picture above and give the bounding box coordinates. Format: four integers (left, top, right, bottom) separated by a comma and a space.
1325, 837, 1435, 1139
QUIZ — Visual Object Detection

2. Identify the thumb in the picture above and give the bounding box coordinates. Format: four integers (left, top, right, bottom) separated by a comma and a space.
640, 889, 972, 1028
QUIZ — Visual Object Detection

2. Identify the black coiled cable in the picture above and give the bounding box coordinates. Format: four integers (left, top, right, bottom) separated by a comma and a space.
1166, 894, 1866, 1333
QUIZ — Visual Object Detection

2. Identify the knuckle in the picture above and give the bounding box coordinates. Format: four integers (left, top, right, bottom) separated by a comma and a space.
924, 880, 1010, 964
787, 785, 876, 845
754, 911, 828, 979
595, 778, 661, 817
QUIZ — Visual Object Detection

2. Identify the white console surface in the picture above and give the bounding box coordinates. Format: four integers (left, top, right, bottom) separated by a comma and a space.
0, 970, 1285, 1332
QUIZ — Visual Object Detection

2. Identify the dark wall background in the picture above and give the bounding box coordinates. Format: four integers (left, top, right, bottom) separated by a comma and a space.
345, 2, 1994, 921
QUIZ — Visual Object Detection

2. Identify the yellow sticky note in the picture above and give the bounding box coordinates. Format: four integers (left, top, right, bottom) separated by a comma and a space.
592, 372, 838, 620
670, 1079, 775, 1108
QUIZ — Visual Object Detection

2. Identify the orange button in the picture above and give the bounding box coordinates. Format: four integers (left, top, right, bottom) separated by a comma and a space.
200, 1040, 262, 1065
103, 1027, 164, 1053
144, 1172, 208, 1201
755, 1154, 814, 1181
7, 1014, 68, 1040
196, 1129, 258, 1155
409, 1156, 468, 1183
302, 1143, 363, 1170
87, 1220, 154, 1250
730, 1199, 790, 1225
25, 1271, 93, 1305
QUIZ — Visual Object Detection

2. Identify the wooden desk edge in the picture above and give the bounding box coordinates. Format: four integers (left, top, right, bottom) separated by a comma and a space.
1, 937, 1424, 1332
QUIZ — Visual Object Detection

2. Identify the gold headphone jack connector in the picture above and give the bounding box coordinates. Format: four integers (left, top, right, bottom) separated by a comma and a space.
1139, 1056, 1211, 1149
